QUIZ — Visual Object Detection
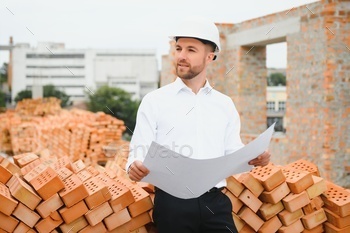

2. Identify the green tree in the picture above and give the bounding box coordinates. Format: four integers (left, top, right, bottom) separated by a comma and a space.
0, 90, 5, 108
267, 72, 286, 86
14, 85, 70, 107
0, 63, 7, 86
87, 86, 140, 137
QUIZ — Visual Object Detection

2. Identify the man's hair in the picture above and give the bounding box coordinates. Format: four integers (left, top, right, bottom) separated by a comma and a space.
175, 37, 216, 52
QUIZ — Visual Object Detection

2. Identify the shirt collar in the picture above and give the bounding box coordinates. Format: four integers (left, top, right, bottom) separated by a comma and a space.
173, 77, 213, 95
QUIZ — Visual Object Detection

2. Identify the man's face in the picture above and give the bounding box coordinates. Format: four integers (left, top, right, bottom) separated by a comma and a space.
175, 38, 213, 80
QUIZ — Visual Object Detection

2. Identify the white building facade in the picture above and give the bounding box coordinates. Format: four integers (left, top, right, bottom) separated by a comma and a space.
11, 42, 159, 103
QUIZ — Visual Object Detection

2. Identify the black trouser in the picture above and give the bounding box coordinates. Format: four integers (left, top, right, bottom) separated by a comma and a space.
153, 188, 238, 233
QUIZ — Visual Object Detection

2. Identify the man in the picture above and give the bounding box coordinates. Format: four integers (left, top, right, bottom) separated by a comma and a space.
126, 17, 270, 233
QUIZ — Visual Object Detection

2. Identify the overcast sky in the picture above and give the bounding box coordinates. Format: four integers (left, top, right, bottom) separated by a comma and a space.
0, 0, 318, 69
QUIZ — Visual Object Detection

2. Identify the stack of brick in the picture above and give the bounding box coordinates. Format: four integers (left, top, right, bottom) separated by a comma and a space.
224, 159, 340, 233
15, 97, 62, 117
0, 152, 155, 232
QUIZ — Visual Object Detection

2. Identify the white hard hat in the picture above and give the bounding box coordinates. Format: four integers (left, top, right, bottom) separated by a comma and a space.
169, 17, 221, 54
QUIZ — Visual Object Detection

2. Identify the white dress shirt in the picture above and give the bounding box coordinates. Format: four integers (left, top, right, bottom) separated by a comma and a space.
126, 77, 244, 188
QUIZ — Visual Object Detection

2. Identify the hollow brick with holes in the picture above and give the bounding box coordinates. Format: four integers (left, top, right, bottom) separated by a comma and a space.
238, 206, 264, 231
83, 176, 112, 209
237, 172, 264, 197
59, 200, 89, 224
29, 166, 65, 200
57, 167, 73, 181
285, 159, 320, 177
59, 174, 89, 207
50, 156, 73, 172
321, 181, 350, 217
71, 159, 86, 173
251, 163, 286, 191
16, 153, 39, 168
77, 169, 93, 182
324, 208, 350, 228
104, 208, 132, 230
277, 219, 304, 233
282, 168, 314, 194
282, 191, 310, 212
12, 202, 41, 228
35, 211, 63, 233
7, 175, 42, 210
238, 188, 263, 213
128, 184, 154, 217
258, 201, 284, 221
23, 163, 48, 183
85, 201, 113, 226
0, 182, 18, 216
257, 215, 282, 233
259, 181, 290, 204
20, 159, 41, 176
85, 165, 100, 176
0, 211, 19, 232
278, 208, 304, 226
59, 216, 88, 233
226, 174, 245, 197
301, 208, 327, 230
36, 193, 64, 218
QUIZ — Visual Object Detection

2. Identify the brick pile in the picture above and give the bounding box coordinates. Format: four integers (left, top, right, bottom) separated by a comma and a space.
0, 98, 126, 164
0, 152, 155, 232
224, 159, 350, 233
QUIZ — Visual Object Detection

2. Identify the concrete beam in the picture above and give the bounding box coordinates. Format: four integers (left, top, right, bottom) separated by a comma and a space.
227, 17, 300, 47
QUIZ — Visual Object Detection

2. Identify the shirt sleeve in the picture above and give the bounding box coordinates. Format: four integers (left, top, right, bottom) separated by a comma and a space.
224, 99, 245, 155
125, 94, 158, 171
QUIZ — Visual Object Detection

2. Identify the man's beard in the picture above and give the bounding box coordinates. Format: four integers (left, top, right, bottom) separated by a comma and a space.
176, 59, 205, 80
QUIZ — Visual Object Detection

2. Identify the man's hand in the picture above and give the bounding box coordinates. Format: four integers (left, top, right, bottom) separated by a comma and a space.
128, 160, 150, 182
248, 151, 271, 167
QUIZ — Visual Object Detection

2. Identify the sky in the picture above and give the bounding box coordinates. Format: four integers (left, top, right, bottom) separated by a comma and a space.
0, 0, 319, 69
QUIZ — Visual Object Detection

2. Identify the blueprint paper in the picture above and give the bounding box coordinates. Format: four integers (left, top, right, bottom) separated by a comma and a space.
141, 123, 275, 199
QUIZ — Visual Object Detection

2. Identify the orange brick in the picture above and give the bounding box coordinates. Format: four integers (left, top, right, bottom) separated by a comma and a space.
79, 222, 107, 233
303, 196, 324, 215
232, 212, 245, 232
13, 222, 31, 233
36, 193, 64, 218
0, 182, 18, 216
85, 201, 113, 226
84, 176, 112, 209
225, 189, 243, 214
85, 165, 100, 176
302, 224, 323, 233
251, 164, 286, 191
72, 159, 86, 173
285, 159, 320, 176
7, 175, 42, 210
321, 181, 350, 217
238, 206, 264, 232
258, 201, 284, 221
324, 208, 350, 228
277, 219, 304, 233
324, 222, 350, 233
238, 173, 264, 197
16, 153, 39, 168
104, 208, 131, 230
115, 175, 135, 188
137, 181, 155, 193
258, 215, 282, 233
0, 164, 12, 184
12, 202, 40, 228
20, 159, 41, 176
59, 200, 89, 224
226, 175, 245, 197
282, 191, 310, 212
238, 188, 263, 213
103, 169, 118, 179
301, 208, 327, 230
13, 153, 29, 165
23, 163, 48, 183
283, 169, 313, 194
127, 184, 154, 217
0, 211, 19, 232
29, 166, 65, 200
239, 224, 255, 233
59, 174, 89, 207
49, 156, 73, 171
128, 211, 152, 231
59, 216, 88, 233
77, 169, 93, 182
306, 176, 327, 199
57, 167, 73, 181
35, 211, 63, 233
259, 182, 290, 204
278, 208, 304, 226
96, 175, 135, 212
1, 158, 21, 175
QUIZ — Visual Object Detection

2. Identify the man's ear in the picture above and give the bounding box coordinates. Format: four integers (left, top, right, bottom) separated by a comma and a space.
207, 52, 215, 62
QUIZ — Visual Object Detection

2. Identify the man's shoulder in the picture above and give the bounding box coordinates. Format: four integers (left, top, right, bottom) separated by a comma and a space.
211, 89, 234, 104
142, 81, 175, 100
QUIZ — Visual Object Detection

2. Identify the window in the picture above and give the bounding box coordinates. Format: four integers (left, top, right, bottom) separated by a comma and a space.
267, 117, 284, 132
26, 54, 84, 59
278, 101, 286, 111
267, 101, 275, 111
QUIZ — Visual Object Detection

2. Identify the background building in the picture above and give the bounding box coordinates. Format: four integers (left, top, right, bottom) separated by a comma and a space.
11, 42, 159, 103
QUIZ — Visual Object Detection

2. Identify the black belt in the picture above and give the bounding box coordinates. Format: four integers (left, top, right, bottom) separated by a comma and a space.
155, 187, 224, 193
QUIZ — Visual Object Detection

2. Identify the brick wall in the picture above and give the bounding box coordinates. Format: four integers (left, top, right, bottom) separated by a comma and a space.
160, 0, 350, 187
